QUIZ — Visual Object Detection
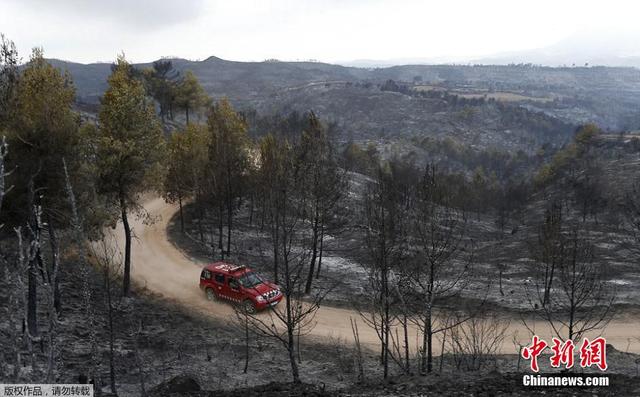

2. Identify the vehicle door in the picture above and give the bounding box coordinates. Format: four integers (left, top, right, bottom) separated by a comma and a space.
212, 273, 227, 299
200, 269, 213, 288
227, 276, 244, 303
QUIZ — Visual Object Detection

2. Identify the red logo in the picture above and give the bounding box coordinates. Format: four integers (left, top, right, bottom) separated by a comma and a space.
579, 337, 608, 371
521, 336, 548, 372
521, 336, 607, 372
550, 337, 575, 369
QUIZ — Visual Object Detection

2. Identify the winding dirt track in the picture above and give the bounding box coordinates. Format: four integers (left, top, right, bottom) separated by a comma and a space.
108, 197, 640, 354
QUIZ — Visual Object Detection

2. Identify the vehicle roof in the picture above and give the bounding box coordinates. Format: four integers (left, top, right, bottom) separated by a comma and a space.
204, 261, 250, 275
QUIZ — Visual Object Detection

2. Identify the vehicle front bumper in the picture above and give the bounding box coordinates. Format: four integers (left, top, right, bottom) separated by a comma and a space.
255, 295, 283, 310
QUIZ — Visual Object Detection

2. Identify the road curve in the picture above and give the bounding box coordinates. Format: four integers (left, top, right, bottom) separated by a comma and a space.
107, 197, 640, 354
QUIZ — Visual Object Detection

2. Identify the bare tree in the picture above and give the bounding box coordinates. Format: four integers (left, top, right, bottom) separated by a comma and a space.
235, 230, 325, 383
205, 99, 250, 259
359, 161, 413, 378
621, 179, 640, 258
296, 113, 346, 293
1, 190, 60, 382
350, 317, 365, 382
127, 316, 147, 397
256, 133, 287, 283
526, 206, 615, 342
11, 227, 38, 379
63, 159, 103, 395
25, 176, 40, 338
494, 197, 511, 297
572, 159, 607, 223
410, 165, 475, 374
0, 139, 34, 381
529, 200, 564, 307
448, 310, 509, 371
36, 208, 61, 382
0, 136, 11, 221
234, 140, 328, 384
90, 236, 124, 395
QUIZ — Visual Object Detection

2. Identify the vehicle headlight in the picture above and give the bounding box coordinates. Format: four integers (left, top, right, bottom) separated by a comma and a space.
256, 295, 265, 302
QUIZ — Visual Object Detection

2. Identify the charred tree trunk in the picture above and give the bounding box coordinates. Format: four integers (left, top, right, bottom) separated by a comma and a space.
305, 206, 320, 294
382, 266, 390, 378
197, 202, 205, 243
27, 178, 38, 337
285, 284, 300, 382
421, 285, 434, 375
225, 164, 234, 257
218, 203, 224, 260
287, 330, 300, 383
243, 313, 250, 374
439, 327, 447, 372
178, 195, 185, 233
248, 194, 254, 226
27, 254, 38, 336
120, 194, 132, 297
316, 222, 325, 278
226, 198, 232, 257
104, 266, 117, 395
47, 217, 61, 314
426, 308, 433, 374
272, 209, 279, 284
498, 265, 504, 296
403, 311, 410, 373
0, 137, 7, 216
544, 262, 556, 307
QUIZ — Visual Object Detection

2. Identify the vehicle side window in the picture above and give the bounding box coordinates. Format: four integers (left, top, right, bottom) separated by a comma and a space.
228, 277, 239, 290
214, 273, 224, 284
201, 269, 211, 280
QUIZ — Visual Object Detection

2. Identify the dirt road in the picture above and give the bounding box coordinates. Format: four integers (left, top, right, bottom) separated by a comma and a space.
107, 197, 640, 354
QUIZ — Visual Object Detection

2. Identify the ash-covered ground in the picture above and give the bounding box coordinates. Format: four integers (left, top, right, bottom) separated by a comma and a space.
169, 163, 640, 314
2, 250, 636, 397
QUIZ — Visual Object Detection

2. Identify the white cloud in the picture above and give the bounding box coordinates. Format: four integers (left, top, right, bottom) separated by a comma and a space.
0, 0, 638, 64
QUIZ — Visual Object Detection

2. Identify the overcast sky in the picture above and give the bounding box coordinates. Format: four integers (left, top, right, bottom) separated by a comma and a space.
1, 0, 638, 64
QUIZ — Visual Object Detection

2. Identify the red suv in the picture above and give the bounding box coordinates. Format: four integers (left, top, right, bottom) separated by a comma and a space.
199, 262, 283, 313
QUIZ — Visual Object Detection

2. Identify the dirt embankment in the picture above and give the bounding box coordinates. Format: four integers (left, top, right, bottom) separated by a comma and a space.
106, 197, 640, 355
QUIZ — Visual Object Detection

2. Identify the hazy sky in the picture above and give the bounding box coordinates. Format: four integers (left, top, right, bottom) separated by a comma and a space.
1, 0, 638, 64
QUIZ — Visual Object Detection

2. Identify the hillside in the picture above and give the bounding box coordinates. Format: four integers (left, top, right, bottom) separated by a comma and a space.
51, 58, 640, 136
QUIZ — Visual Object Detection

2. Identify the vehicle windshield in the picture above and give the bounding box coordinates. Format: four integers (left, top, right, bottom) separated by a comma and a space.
239, 272, 263, 288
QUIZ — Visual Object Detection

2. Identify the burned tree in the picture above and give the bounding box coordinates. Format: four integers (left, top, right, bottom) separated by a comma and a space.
0, 136, 9, 226
529, 200, 564, 308
89, 237, 124, 395
409, 165, 474, 375
448, 309, 510, 371
163, 123, 209, 234
257, 133, 287, 283
360, 160, 413, 378
205, 99, 250, 259
621, 179, 640, 259
296, 113, 346, 293
526, 202, 615, 342
237, 134, 327, 384
64, 160, 103, 394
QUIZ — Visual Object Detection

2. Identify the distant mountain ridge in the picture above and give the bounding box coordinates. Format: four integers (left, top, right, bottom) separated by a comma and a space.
48, 55, 640, 149
48, 56, 640, 107
48, 56, 367, 105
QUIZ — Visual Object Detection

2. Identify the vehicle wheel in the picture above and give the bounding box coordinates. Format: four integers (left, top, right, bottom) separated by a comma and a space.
206, 288, 217, 302
243, 300, 256, 314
